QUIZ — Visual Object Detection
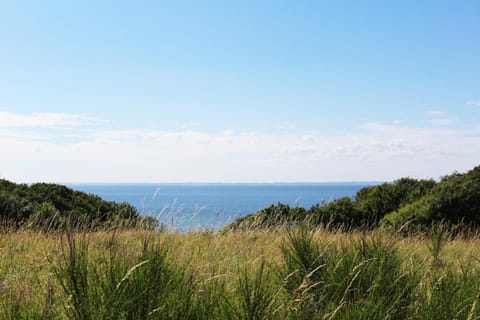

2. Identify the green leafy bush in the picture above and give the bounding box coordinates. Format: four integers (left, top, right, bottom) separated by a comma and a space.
224, 203, 307, 231
382, 166, 480, 231
0, 179, 157, 230
354, 178, 436, 226
309, 197, 360, 228
225, 165, 479, 232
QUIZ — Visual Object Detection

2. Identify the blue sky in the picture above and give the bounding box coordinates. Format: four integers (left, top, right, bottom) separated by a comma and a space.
0, 1, 479, 182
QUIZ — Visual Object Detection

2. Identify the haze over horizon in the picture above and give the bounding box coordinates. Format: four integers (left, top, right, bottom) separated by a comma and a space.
1, 1, 479, 183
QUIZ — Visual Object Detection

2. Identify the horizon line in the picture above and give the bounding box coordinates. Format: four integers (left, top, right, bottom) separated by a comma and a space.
63, 181, 383, 185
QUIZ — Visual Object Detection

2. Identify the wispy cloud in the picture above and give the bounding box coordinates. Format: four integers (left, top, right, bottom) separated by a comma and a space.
467, 101, 480, 107
425, 110, 445, 117
0, 112, 479, 182
429, 118, 456, 126
0, 112, 109, 128
424, 111, 455, 126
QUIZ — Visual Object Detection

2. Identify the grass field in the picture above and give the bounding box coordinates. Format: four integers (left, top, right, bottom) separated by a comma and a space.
2, 227, 480, 319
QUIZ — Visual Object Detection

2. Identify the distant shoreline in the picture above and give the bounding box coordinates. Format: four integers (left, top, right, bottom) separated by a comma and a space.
66, 181, 383, 186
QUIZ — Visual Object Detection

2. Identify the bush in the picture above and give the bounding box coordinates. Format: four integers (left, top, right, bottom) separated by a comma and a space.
309, 197, 360, 229
354, 178, 435, 227
224, 165, 478, 232
381, 166, 480, 231
0, 179, 156, 230
223, 203, 307, 231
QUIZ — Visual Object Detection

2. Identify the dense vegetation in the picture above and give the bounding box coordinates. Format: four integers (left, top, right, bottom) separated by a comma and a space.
1, 166, 480, 318
3, 227, 480, 319
0, 180, 157, 230
225, 165, 480, 232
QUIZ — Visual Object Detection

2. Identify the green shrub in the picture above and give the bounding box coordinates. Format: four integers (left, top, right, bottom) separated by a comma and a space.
309, 197, 360, 229
381, 166, 480, 231
223, 203, 307, 231
354, 178, 436, 227
0, 179, 156, 230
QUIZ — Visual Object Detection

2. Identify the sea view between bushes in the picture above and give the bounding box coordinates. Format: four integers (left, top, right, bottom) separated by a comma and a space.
68, 183, 376, 229
1, 167, 480, 319
3, 0, 479, 317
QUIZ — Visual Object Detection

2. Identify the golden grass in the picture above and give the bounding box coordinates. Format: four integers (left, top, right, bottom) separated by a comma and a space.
1, 229, 480, 309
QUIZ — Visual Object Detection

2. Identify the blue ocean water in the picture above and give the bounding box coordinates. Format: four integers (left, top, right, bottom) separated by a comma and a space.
68, 183, 376, 230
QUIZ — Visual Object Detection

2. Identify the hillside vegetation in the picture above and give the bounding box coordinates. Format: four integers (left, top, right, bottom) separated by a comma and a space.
225, 165, 480, 232
1, 167, 480, 318
2, 165, 479, 234
0, 180, 157, 230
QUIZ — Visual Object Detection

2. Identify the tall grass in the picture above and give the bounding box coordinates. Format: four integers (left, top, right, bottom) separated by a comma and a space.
2, 226, 480, 319
280, 227, 415, 319
53, 232, 223, 319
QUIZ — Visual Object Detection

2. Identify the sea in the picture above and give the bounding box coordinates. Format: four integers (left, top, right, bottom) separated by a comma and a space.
67, 183, 377, 230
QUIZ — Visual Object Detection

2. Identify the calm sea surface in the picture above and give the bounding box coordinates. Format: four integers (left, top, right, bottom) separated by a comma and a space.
68, 183, 377, 230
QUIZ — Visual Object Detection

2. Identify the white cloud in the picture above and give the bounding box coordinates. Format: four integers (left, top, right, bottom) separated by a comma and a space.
425, 111, 445, 117
467, 101, 480, 107
0, 112, 108, 128
0, 112, 479, 183
424, 110, 455, 126
429, 118, 456, 126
